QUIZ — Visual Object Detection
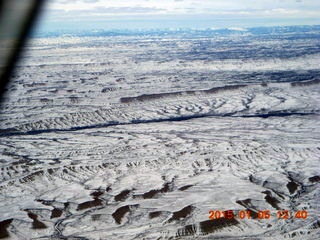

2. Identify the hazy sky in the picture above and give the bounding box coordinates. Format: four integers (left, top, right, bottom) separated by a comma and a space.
37, 0, 320, 31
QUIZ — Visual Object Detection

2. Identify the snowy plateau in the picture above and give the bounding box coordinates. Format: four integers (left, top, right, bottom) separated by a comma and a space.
0, 26, 319, 239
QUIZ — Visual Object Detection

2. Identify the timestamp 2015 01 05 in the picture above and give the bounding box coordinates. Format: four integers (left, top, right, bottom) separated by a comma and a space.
208, 209, 308, 220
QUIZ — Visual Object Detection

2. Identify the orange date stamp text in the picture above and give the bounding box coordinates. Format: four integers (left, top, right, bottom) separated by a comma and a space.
208, 210, 308, 220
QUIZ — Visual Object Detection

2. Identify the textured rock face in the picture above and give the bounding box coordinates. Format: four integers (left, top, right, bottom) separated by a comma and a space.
0, 27, 319, 239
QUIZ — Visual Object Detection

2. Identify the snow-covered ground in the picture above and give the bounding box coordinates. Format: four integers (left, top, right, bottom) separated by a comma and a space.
0, 27, 319, 239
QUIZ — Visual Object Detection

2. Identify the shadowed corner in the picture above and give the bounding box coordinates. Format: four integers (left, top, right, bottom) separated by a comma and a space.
0, 219, 13, 239
0, 0, 45, 105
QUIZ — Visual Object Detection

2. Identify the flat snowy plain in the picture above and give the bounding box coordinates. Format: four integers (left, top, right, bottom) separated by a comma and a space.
0, 26, 319, 239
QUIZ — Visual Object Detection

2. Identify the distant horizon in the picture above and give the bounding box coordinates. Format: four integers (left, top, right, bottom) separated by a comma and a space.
31, 22, 320, 38
32, 0, 320, 36
35, 16, 320, 33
